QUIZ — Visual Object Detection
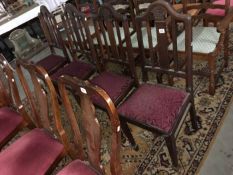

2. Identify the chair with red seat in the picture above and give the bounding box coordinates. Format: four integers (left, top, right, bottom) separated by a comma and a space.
0, 60, 74, 175
38, 6, 95, 80
88, 3, 139, 109
117, 1, 199, 167
0, 54, 33, 149
56, 75, 122, 175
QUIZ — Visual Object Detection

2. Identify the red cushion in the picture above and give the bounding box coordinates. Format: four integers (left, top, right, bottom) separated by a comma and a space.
118, 84, 189, 133
0, 128, 64, 175
90, 72, 134, 108
0, 107, 23, 144
36, 54, 67, 74
206, 0, 233, 16
57, 160, 98, 175
51, 60, 94, 80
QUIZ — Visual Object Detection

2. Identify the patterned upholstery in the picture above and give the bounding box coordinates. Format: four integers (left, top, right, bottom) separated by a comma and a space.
0, 107, 23, 144
118, 84, 189, 132
90, 71, 134, 108
35, 54, 67, 74
93, 27, 133, 45
127, 27, 157, 48
57, 160, 98, 175
50, 60, 94, 80
206, 0, 233, 16
0, 128, 64, 175
169, 27, 220, 54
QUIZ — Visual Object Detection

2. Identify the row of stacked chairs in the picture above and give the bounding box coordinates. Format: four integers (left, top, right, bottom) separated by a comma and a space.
0, 0, 209, 174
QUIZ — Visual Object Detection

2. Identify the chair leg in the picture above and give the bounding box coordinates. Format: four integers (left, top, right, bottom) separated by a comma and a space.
165, 135, 178, 167
120, 120, 139, 151
208, 59, 216, 95
189, 100, 199, 131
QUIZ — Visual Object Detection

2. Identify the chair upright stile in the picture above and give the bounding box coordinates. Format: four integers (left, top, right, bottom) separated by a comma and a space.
0, 54, 33, 149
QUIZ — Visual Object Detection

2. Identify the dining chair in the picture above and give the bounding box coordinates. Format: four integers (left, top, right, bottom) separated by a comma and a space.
117, 0, 199, 167
0, 54, 33, 149
39, 5, 95, 82
0, 60, 67, 175
56, 75, 122, 175
179, 3, 233, 95
89, 4, 139, 109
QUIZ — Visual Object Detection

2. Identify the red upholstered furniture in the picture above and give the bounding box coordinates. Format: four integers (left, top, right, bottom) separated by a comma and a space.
117, 1, 199, 167
0, 54, 33, 149
0, 60, 74, 175
206, 0, 232, 17
89, 4, 138, 109
38, 6, 95, 80
56, 75, 122, 175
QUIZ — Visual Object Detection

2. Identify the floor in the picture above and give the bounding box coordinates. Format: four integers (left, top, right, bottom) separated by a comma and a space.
199, 99, 233, 175
12, 47, 233, 175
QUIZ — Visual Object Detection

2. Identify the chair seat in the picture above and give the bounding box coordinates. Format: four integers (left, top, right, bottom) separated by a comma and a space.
0, 107, 23, 144
0, 128, 64, 175
90, 71, 134, 108
50, 61, 95, 80
57, 160, 99, 175
93, 27, 134, 46
35, 54, 68, 74
206, 0, 233, 16
118, 84, 189, 133
125, 27, 157, 49
168, 26, 220, 54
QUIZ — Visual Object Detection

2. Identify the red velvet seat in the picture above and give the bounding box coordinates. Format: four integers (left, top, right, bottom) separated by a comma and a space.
51, 60, 95, 80
90, 71, 134, 108
206, 0, 233, 16
35, 54, 68, 74
118, 84, 189, 132
0, 128, 64, 175
0, 107, 23, 144
57, 160, 99, 175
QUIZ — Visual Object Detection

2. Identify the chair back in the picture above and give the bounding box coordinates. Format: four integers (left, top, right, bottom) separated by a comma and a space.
58, 75, 122, 175
39, 5, 69, 58
136, 0, 193, 93
93, 4, 138, 82
62, 3, 99, 65
0, 54, 32, 124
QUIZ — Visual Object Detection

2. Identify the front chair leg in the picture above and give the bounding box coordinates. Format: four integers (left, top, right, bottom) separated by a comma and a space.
208, 59, 216, 95
120, 120, 139, 151
165, 135, 178, 167
189, 101, 200, 131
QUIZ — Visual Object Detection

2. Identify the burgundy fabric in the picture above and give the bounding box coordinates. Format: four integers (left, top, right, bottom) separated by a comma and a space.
0, 107, 23, 144
51, 61, 94, 80
0, 128, 64, 175
36, 54, 67, 74
57, 160, 98, 175
206, 0, 233, 16
118, 84, 189, 132
90, 71, 134, 108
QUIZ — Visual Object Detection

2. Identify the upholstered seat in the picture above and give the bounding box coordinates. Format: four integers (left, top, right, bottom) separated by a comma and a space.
50, 60, 95, 80
90, 71, 134, 108
126, 27, 157, 48
57, 160, 99, 175
169, 27, 220, 54
206, 0, 233, 16
0, 128, 64, 175
93, 27, 134, 45
35, 54, 68, 74
118, 84, 189, 133
0, 107, 23, 144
